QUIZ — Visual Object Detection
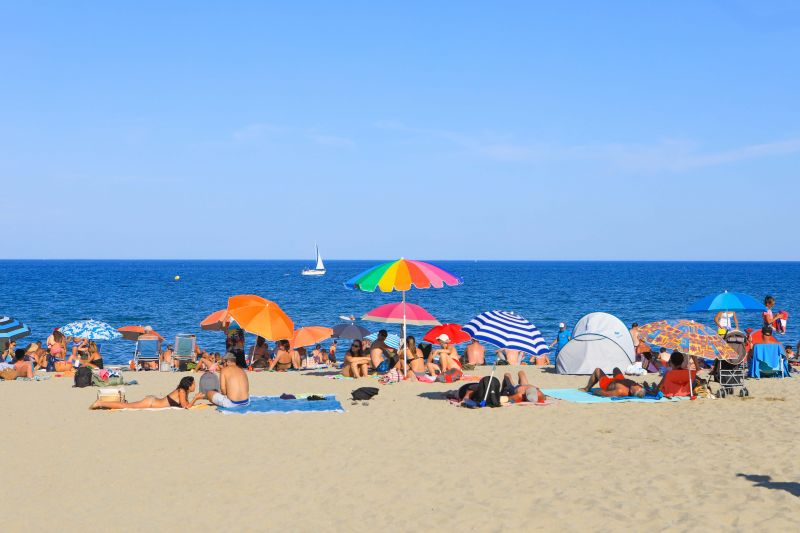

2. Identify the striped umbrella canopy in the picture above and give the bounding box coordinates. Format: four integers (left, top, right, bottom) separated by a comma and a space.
686, 291, 763, 312
362, 302, 440, 326
463, 311, 550, 356
0, 316, 31, 342
638, 319, 736, 360
332, 323, 371, 340
60, 319, 122, 341
364, 331, 401, 349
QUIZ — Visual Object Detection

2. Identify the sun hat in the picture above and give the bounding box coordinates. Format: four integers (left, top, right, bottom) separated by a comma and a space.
436, 333, 450, 343
222, 352, 237, 361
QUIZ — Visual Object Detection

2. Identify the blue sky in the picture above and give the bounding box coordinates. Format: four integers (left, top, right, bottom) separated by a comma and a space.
2, 1, 798, 260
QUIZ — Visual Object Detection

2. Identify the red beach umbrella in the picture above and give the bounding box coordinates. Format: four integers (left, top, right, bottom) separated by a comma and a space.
423, 323, 471, 345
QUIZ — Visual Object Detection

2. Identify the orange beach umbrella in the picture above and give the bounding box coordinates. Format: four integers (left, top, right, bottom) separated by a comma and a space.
200, 309, 231, 331
226, 294, 294, 341
291, 326, 334, 348
118, 325, 165, 341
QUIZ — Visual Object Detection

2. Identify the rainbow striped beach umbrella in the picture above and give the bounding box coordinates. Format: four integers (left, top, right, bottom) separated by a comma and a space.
345, 258, 462, 375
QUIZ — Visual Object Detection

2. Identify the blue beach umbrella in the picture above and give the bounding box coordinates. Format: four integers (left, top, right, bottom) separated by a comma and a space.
364, 331, 401, 350
686, 291, 763, 312
60, 319, 122, 341
0, 316, 31, 343
332, 323, 371, 340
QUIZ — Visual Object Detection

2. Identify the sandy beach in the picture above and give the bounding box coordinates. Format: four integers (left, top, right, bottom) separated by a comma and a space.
3, 367, 798, 532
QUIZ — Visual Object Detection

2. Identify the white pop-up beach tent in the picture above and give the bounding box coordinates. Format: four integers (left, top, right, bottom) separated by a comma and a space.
556, 312, 635, 375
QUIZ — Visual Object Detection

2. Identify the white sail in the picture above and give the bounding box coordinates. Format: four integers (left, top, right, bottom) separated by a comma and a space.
315, 245, 325, 270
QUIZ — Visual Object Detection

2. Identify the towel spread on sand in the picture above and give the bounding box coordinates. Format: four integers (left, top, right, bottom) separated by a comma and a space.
217, 395, 344, 415
541, 388, 689, 404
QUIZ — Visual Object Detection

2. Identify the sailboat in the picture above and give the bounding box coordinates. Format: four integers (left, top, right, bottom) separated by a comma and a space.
301, 244, 326, 276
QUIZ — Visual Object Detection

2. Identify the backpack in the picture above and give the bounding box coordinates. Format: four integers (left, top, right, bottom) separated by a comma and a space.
74, 366, 93, 388
472, 376, 502, 407
351, 387, 379, 401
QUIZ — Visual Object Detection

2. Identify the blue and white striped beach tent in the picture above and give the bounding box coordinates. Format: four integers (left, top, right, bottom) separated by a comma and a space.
0, 316, 31, 342
463, 311, 550, 356
60, 319, 122, 341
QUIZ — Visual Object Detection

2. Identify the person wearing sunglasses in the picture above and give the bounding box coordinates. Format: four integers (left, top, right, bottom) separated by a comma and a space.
342, 340, 370, 378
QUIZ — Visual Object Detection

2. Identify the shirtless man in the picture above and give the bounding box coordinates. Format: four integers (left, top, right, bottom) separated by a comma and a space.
581, 367, 645, 398
200, 353, 250, 407
501, 370, 546, 403
13, 349, 33, 378
370, 330, 396, 371
464, 339, 485, 365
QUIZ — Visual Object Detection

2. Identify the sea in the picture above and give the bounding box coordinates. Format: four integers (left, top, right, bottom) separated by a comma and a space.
1, 260, 797, 365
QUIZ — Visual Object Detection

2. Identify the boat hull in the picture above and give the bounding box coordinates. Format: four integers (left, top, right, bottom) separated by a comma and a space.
302, 269, 326, 276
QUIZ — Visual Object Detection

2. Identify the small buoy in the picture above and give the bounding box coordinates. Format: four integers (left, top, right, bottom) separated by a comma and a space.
174, 275, 181, 281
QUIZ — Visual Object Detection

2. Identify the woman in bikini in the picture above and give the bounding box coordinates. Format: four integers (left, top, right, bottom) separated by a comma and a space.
394, 336, 426, 377
427, 334, 461, 375
269, 340, 299, 371
84, 341, 104, 369
90, 376, 196, 410
341, 340, 370, 378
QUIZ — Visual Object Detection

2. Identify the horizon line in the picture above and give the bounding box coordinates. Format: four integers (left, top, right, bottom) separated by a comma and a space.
1, 258, 799, 263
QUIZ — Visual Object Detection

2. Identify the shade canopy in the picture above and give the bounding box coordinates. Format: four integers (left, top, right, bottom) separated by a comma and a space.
362, 302, 440, 326
463, 311, 549, 356
118, 325, 165, 341
332, 323, 371, 340
556, 312, 635, 375
291, 326, 333, 347
639, 319, 735, 359
0, 316, 31, 342
344, 258, 462, 292
423, 323, 471, 344
687, 291, 763, 312
60, 319, 121, 341
227, 295, 294, 341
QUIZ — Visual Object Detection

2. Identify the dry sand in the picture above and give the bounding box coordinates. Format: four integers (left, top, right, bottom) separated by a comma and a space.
2, 366, 799, 532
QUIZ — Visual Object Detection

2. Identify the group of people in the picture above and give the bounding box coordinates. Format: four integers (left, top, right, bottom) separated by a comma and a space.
1, 329, 106, 379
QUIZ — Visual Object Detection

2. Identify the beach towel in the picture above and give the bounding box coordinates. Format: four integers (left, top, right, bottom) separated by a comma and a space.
217, 395, 344, 415
540, 388, 688, 404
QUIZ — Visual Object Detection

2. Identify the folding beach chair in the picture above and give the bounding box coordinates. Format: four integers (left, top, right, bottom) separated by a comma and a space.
174, 334, 197, 369
134, 337, 162, 371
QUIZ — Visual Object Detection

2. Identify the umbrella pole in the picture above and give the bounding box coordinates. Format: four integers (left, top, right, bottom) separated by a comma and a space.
481, 361, 497, 407
402, 291, 407, 378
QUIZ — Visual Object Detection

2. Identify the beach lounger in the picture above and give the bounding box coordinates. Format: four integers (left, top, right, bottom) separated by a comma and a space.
133, 337, 162, 371
174, 334, 197, 368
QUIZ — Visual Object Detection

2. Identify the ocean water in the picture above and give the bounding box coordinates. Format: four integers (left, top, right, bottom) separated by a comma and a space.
1, 260, 797, 365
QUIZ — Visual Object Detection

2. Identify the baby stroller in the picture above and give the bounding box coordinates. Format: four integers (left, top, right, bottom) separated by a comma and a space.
709, 329, 749, 398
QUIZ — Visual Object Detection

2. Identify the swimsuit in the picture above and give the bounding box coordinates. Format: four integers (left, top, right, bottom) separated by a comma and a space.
598, 372, 626, 390
210, 392, 250, 408
275, 361, 292, 371
167, 394, 181, 407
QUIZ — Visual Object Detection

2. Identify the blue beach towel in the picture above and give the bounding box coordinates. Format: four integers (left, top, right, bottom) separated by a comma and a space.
540, 388, 688, 404
217, 395, 344, 415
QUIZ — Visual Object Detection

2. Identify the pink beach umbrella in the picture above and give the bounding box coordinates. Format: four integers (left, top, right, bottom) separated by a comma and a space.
362, 302, 441, 327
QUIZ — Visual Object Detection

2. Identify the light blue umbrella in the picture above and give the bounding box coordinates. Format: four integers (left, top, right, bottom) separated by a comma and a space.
364, 331, 401, 349
60, 319, 122, 341
686, 291, 763, 312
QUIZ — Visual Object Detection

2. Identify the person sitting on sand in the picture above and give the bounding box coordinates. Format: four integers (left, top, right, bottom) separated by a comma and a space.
13, 349, 33, 378
70, 338, 89, 363
501, 370, 546, 403
82, 341, 104, 369
369, 330, 396, 372
195, 352, 220, 372
581, 367, 645, 398
318, 348, 330, 365
249, 337, 269, 368
342, 340, 370, 378
465, 338, 485, 365
2, 340, 16, 363
504, 349, 522, 365
394, 336, 427, 377
427, 334, 461, 375
91, 376, 196, 410
197, 353, 250, 408
643, 351, 696, 398
48, 330, 67, 360
26, 342, 48, 370
311, 344, 323, 364
269, 340, 300, 371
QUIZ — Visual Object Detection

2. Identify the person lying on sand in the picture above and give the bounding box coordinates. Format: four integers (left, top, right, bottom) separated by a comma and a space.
193, 353, 250, 408
90, 376, 196, 410
13, 349, 33, 378
342, 341, 370, 378
581, 367, 645, 398
501, 370, 546, 403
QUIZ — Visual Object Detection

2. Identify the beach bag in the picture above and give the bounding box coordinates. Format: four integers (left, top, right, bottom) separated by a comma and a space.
74, 367, 92, 388
378, 368, 402, 384
472, 376, 502, 407
351, 387, 379, 401
435, 368, 463, 383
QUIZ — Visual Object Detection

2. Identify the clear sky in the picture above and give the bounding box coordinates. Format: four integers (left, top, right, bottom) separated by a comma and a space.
2, 1, 798, 260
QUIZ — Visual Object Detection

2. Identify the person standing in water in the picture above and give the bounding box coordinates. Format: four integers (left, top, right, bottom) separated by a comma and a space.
549, 322, 571, 365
